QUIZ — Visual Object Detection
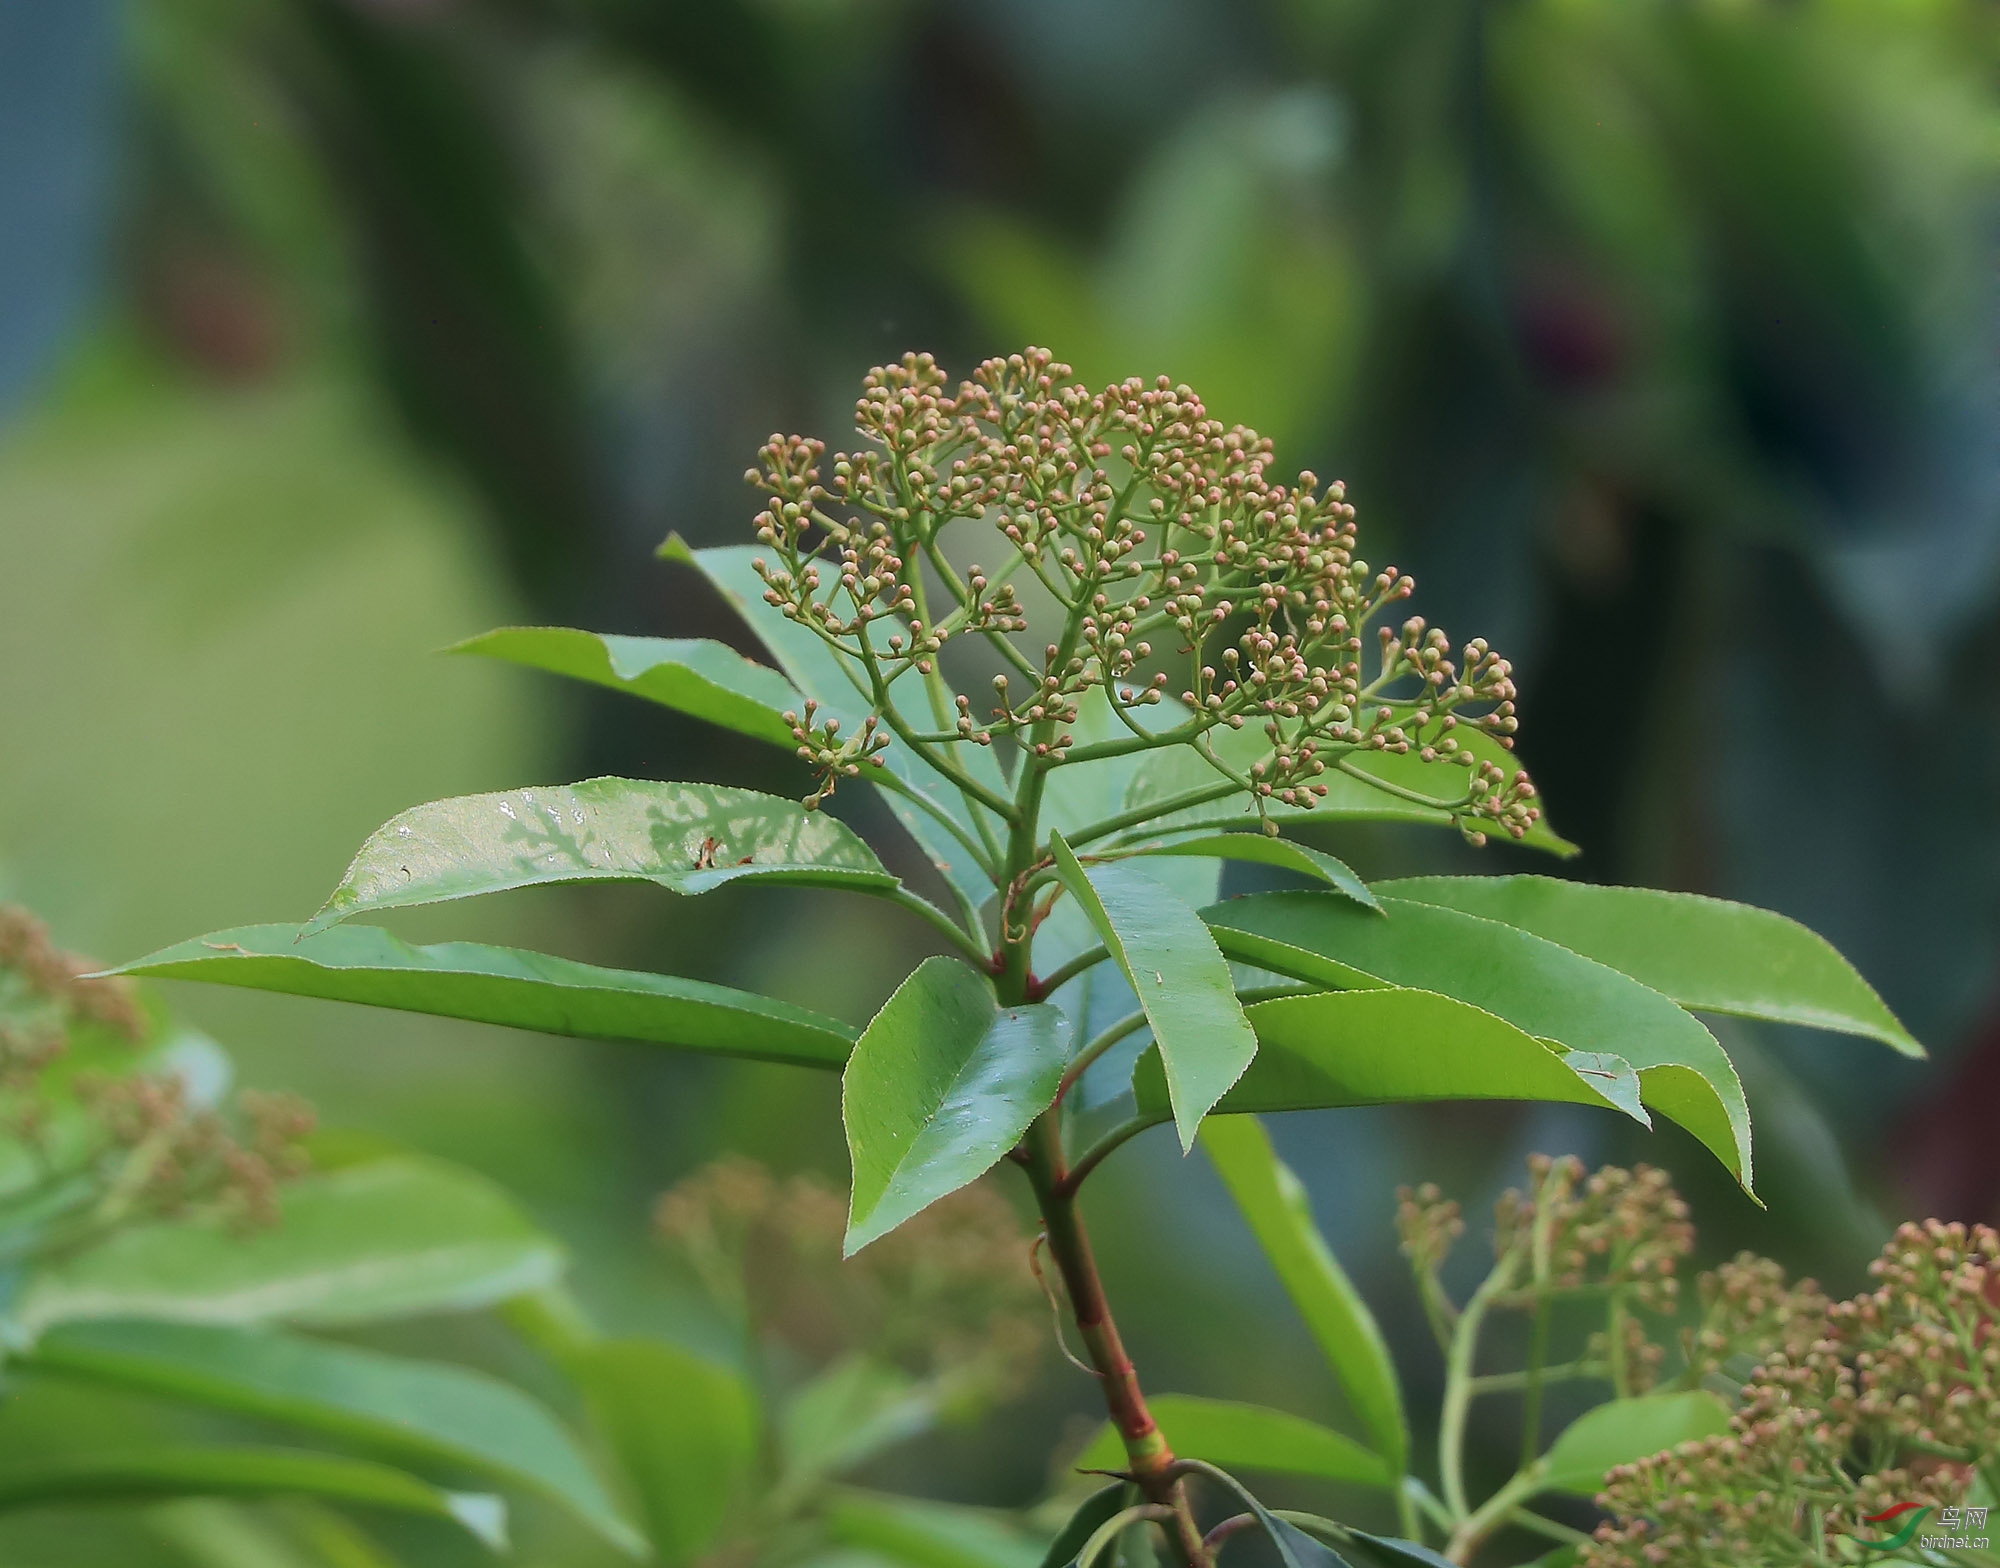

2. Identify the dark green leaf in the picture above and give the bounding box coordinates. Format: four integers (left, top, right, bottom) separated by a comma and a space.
1073, 1395, 1391, 1489
452, 627, 799, 747
1048, 831, 1256, 1149
571, 1338, 758, 1566
1038, 1485, 1134, 1568
109, 924, 855, 1068
1120, 835, 1376, 910
1133, 991, 1645, 1126
303, 778, 896, 936
663, 538, 1004, 908
1378, 876, 1921, 1057
1522, 1550, 1580, 1568
1540, 1392, 1732, 1496
15, 1156, 562, 1334
1333, 1531, 1459, 1568
1119, 731, 1577, 858
1203, 894, 1753, 1188
27, 1319, 641, 1555
826, 1489, 1044, 1568
1173, 1461, 1354, 1568
843, 957, 1071, 1253
1198, 1120, 1407, 1474
0, 1446, 505, 1548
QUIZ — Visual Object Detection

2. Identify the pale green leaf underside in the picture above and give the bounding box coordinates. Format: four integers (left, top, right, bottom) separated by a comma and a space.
1049, 832, 1256, 1150
0, 1446, 506, 1548
571, 1337, 759, 1565
1121, 834, 1377, 910
1198, 1119, 1407, 1473
109, 924, 855, 1068
303, 776, 894, 937
843, 957, 1071, 1253
665, 537, 1005, 907
1074, 1393, 1392, 1490
1133, 990, 1645, 1123
1203, 893, 1753, 1188
15, 1157, 562, 1334
1378, 875, 1922, 1057
453, 626, 801, 748
29, 1319, 642, 1555
1540, 1391, 1733, 1495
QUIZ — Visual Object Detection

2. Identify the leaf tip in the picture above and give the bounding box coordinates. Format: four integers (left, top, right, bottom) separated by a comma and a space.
656, 532, 695, 563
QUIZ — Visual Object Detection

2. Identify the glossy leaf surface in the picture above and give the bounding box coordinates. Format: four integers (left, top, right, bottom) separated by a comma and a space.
827, 1490, 1044, 1568
453, 627, 799, 747
1121, 834, 1376, 910
304, 777, 894, 935
1204, 894, 1752, 1186
665, 538, 1005, 908
571, 1338, 758, 1565
0, 1446, 506, 1548
1541, 1391, 1732, 1495
28, 1318, 640, 1554
1199, 1119, 1407, 1473
1074, 1394, 1392, 1488
1049, 831, 1256, 1149
1134, 991, 1643, 1124
1379, 876, 1920, 1056
843, 957, 1071, 1253
112, 924, 855, 1068
15, 1157, 561, 1334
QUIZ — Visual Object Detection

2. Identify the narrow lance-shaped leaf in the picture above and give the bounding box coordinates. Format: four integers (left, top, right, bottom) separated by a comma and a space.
453, 627, 801, 747
1073, 1394, 1393, 1489
1539, 1392, 1732, 1496
108, 925, 855, 1069
1037, 1485, 1133, 1568
1131, 991, 1645, 1128
1199, 1120, 1407, 1475
570, 1338, 759, 1566
0, 1447, 506, 1550
1047, 830, 1256, 1150
26, 1319, 643, 1557
1204, 894, 1754, 1189
664, 537, 1005, 910
1378, 876, 1921, 1057
302, 777, 895, 937
843, 957, 1072, 1254
1118, 835, 1377, 910
14, 1156, 563, 1334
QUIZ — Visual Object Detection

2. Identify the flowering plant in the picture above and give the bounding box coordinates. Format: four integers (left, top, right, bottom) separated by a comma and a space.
125, 351, 1921, 1565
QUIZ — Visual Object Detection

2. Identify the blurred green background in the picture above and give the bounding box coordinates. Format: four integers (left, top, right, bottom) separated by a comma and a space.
6, 0, 2000, 1544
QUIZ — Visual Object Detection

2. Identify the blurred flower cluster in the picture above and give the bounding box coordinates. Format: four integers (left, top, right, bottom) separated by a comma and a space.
1586, 1220, 2000, 1568
0, 905, 312, 1245
750, 349, 1536, 842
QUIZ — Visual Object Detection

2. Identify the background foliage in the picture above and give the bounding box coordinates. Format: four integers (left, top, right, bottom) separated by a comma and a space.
5, 0, 2000, 1562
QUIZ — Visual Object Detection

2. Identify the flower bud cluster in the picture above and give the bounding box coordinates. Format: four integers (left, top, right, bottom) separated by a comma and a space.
1584, 1222, 2000, 1568
1681, 1252, 1831, 1380
83, 1075, 314, 1228
742, 349, 1537, 837
1493, 1156, 1693, 1312
1395, 1182, 1465, 1276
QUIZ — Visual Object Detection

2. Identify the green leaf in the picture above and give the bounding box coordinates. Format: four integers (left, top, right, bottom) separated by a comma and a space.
826, 1490, 1045, 1568
1203, 894, 1753, 1188
1377, 876, 1921, 1057
780, 1354, 939, 1485
1135, 992, 1644, 1125
843, 956, 1071, 1254
14, 1156, 562, 1334
1074, 1395, 1391, 1489
571, 1338, 759, 1566
1119, 729, 1577, 858
1540, 1391, 1732, 1495
0, 1446, 506, 1549
1037, 1485, 1134, 1568
1119, 835, 1377, 910
452, 627, 800, 747
1197, 1120, 1407, 1475
26, 1319, 641, 1556
1048, 831, 1256, 1150
1174, 1462, 1354, 1568
109, 924, 855, 1068
303, 778, 895, 936
1332, 1532, 1458, 1568
664, 537, 1004, 909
